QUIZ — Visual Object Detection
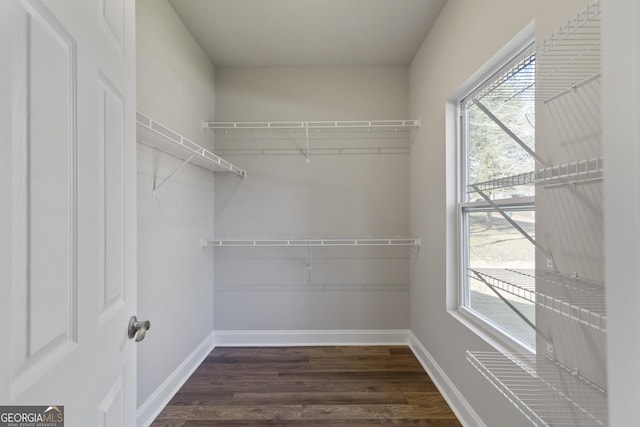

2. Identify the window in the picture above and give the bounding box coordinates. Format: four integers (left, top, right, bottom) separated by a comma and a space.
459, 42, 537, 349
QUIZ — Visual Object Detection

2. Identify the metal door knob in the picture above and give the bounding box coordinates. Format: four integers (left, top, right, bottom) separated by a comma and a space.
128, 316, 151, 342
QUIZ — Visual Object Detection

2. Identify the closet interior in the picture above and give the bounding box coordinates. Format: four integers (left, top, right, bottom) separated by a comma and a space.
132, 0, 619, 425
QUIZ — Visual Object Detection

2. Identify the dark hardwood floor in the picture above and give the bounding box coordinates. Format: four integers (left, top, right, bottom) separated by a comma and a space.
151, 346, 462, 426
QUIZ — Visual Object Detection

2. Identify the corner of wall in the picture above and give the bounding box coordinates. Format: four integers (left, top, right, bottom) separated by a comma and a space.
136, 332, 215, 427
408, 332, 485, 427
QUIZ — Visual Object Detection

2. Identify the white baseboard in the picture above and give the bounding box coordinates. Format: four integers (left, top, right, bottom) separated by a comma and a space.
214, 329, 410, 346
136, 331, 216, 427
409, 332, 485, 427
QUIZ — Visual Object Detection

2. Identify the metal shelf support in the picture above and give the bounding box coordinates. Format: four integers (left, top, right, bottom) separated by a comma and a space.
474, 100, 548, 168
305, 122, 310, 163
152, 155, 193, 197
543, 72, 601, 104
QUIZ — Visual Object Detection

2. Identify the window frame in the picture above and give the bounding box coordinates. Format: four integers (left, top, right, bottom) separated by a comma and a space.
456, 39, 537, 352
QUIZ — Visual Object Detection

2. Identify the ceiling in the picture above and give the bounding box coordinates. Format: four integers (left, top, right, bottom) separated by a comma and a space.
167, 0, 447, 68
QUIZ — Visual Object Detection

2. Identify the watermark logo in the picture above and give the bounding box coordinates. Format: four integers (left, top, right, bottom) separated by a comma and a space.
0, 405, 64, 427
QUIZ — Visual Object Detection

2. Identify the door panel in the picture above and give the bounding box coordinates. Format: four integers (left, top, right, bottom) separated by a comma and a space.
99, 0, 125, 57
11, 0, 78, 397
98, 73, 127, 325
98, 373, 126, 427
2, 0, 137, 425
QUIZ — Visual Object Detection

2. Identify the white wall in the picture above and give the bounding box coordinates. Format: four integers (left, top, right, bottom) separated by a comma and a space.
136, 0, 216, 406
213, 67, 411, 331
603, 0, 640, 424
408, 0, 590, 425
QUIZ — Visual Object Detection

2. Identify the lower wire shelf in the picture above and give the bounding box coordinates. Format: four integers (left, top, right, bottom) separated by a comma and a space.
467, 351, 608, 427
469, 268, 606, 332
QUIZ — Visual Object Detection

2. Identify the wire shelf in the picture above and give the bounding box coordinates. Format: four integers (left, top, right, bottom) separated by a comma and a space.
213, 127, 412, 157
536, 0, 601, 103
469, 268, 606, 332
467, 171, 536, 193
467, 157, 603, 193
467, 351, 608, 427
136, 112, 246, 177
203, 237, 420, 248
203, 119, 419, 131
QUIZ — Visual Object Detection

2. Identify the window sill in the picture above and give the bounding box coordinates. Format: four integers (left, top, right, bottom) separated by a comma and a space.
448, 305, 535, 355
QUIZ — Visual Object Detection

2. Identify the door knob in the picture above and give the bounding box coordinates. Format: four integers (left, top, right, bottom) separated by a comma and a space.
128, 316, 151, 342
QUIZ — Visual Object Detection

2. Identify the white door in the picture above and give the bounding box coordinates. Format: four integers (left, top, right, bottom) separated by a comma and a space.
1, 0, 138, 426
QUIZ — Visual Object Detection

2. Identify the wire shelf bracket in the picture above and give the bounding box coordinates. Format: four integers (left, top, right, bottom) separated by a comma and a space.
467, 351, 608, 427
474, 100, 548, 168
136, 112, 246, 196
543, 72, 601, 104
152, 155, 193, 197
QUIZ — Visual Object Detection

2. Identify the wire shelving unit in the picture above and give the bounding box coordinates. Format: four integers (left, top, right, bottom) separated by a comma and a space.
467, 352, 608, 427
202, 237, 420, 248
467, 3, 607, 425
469, 268, 606, 332
136, 112, 246, 177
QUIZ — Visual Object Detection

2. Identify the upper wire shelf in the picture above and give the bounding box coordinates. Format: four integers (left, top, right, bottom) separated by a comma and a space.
467, 157, 603, 193
536, 0, 601, 103
202, 237, 420, 248
467, 351, 608, 427
470, 50, 536, 104
136, 112, 246, 177
469, 268, 606, 332
203, 119, 420, 132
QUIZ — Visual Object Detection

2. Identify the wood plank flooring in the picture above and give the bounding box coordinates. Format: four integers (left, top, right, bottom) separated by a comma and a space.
151, 346, 462, 426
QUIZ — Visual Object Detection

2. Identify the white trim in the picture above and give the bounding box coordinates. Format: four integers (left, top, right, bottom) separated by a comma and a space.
449, 307, 534, 355
450, 21, 538, 355
213, 329, 410, 347
408, 332, 485, 427
136, 331, 215, 427
448, 21, 535, 102
459, 196, 535, 210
